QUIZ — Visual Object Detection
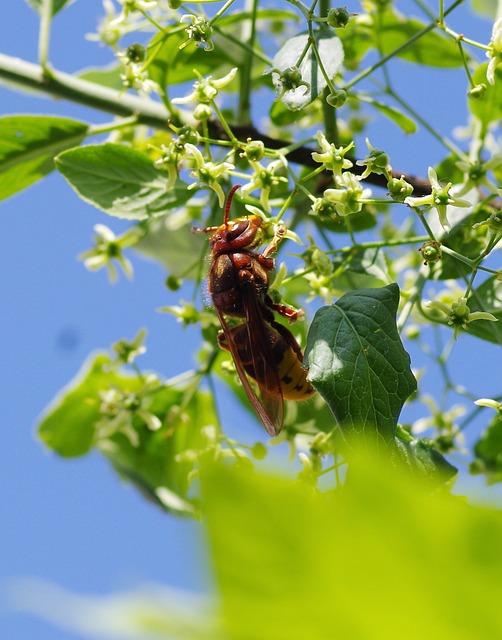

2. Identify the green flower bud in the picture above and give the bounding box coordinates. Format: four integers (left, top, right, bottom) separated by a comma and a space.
243, 140, 265, 162
165, 274, 182, 291
387, 176, 414, 202
419, 241, 442, 265
175, 126, 199, 150
251, 442, 268, 460
468, 83, 487, 100
193, 104, 213, 121
327, 7, 350, 28
326, 89, 347, 108
126, 43, 146, 63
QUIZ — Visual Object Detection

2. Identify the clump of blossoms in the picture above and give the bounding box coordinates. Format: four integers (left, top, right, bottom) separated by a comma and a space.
172, 67, 237, 105
96, 375, 162, 447
117, 46, 158, 94
455, 157, 502, 196
154, 126, 200, 190
404, 167, 471, 231
239, 157, 288, 212
184, 143, 235, 207
310, 133, 363, 219
271, 66, 310, 100
180, 14, 214, 51
80, 224, 143, 282
427, 295, 498, 339
487, 17, 502, 85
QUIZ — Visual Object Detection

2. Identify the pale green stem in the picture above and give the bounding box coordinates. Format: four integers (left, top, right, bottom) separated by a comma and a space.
209, 0, 236, 24
39, 0, 53, 71
0, 53, 171, 128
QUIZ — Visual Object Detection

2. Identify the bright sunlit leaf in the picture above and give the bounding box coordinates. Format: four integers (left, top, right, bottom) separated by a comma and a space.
305, 284, 417, 440
55, 144, 192, 219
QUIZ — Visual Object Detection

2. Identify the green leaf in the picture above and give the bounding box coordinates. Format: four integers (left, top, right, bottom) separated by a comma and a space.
38, 351, 217, 516
270, 31, 344, 111
469, 64, 502, 127
0, 115, 88, 202
471, 0, 500, 18
38, 353, 142, 457
26, 0, 72, 16
336, 16, 373, 70
103, 385, 217, 516
466, 275, 502, 344
395, 438, 457, 483
55, 144, 192, 219
331, 247, 393, 292
472, 412, 502, 484
432, 209, 487, 280
148, 30, 234, 88
304, 284, 417, 440
378, 10, 462, 67
363, 97, 417, 134
202, 459, 502, 640
134, 215, 204, 277
78, 64, 124, 90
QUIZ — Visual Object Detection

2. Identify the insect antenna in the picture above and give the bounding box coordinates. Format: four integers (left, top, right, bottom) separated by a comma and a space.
223, 184, 242, 225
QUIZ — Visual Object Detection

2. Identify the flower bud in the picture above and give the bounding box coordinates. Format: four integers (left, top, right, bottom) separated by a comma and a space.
126, 43, 146, 63
326, 89, 347, 107
419, 241, 442, 265
193, 104, 212, 121
327, 7, 350, 28
468, 83, 487, 100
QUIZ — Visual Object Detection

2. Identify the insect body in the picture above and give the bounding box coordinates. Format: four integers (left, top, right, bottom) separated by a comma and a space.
195, 185, 314, 436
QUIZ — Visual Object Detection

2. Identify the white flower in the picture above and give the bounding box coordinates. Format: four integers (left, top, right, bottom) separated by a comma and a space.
487, 17, 502, 85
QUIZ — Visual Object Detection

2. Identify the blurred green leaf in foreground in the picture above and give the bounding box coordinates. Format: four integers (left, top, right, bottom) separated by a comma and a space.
11, 451, 502, 639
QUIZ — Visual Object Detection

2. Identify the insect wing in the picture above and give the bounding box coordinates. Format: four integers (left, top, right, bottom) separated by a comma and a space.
241, 283, 284, 431
215, 305, 283, 437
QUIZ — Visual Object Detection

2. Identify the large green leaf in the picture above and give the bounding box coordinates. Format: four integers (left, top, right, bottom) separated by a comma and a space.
26, 0, 72, 16
466, 275, 502, 344
378, 10, 462, 67
55, 143, 192, 219
270, 31, 344, 111
0, 115, 88, 201
202, 459, 502, 640
469, 64, 502, 127
304, 284, 416, 440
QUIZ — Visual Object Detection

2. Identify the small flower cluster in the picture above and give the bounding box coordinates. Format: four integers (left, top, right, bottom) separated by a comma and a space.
80, 224, 143, 282
97, 375, 162, 446
427, 295, 498, 339
87, 0, 158, 47
404, 167, 471, 232
310, 133, 374, 219
180, 14, 214, 51
117, 47, 159, 94
487, 17, 502, 85
239, 157, 288, 212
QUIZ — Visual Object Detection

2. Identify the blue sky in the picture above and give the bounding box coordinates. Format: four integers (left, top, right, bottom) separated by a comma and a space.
0, 1, 499, 638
